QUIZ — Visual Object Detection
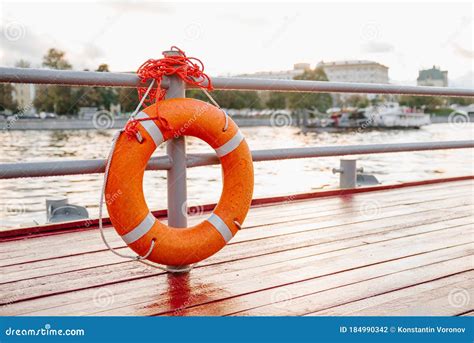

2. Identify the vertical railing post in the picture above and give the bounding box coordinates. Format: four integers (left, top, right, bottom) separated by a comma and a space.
332, 159, 363, 189
163, 50, 189, 272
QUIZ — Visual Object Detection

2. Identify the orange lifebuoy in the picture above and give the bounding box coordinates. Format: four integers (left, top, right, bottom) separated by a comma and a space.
105, 98, 254, 266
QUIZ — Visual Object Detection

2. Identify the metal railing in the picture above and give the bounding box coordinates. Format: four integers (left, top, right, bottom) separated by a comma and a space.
1, 140, 473, 180
1, 59, 474, 233
1, 66, 474, 97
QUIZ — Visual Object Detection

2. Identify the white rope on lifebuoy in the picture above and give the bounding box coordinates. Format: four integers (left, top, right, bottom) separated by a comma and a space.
98, 129, 160, 262
98, 80, 168, 271
201, 88, 230, 132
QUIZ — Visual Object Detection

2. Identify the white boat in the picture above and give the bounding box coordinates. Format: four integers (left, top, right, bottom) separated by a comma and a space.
304, 102, 431, 132
364, 102, 431, 128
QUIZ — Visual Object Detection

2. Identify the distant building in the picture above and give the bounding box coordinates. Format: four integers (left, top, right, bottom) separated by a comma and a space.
417, 66, 448, 87
237, 63, 311, 80
317, 60, 389, 84
12, 84, 35, 113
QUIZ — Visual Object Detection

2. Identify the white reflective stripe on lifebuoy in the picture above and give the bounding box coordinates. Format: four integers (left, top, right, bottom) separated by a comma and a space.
206, 213, 233, 243
135, 111, 164, 147
121, 212, 156, 244
215, 130, 244, 158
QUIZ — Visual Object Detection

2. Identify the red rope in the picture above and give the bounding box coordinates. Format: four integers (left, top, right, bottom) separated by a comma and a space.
125, 46, 213, 139
137, 46, 213, 105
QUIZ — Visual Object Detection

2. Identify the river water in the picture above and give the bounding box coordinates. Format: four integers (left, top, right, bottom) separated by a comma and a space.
1, 123, 473, 229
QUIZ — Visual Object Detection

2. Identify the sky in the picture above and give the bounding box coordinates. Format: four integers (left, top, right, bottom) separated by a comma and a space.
0, 1, 472, 86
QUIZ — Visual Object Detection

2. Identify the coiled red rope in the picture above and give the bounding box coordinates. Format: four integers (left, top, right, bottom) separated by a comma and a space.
125, 46, 213, 139
137, 46, 213, 105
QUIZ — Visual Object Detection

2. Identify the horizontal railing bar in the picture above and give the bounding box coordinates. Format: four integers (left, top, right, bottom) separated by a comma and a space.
0, 67, 473, 97
0, 67, 161, 88
188, 140, 474, 167
209, 77, 474, 97
0, 140, 473, 179
0, 156, 172, 180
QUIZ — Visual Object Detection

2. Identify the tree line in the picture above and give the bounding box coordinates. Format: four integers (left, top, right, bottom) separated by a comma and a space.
1, 48, 333, 115
0, 48, 472, 115
0, 49, 140, 115
188, 67, 333, 112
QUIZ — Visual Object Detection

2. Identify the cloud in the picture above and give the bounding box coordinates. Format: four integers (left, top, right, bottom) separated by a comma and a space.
70, 42, 106, 70
0, 22, 106, 71
443, 16, 473, 60
82, 43, 104, 60
452, 43, 474, 59
450, 71, 474, 88
221, 13, 268, 26
104, 1, 172, 14
362, 41, 395, 53
0, 23, 53, 67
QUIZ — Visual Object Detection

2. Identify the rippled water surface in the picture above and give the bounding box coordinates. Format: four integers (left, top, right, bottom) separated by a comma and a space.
1, 123, 473, 229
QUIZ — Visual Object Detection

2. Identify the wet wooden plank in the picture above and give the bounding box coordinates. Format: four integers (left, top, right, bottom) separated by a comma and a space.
1, 205, 471, 303
169, 245, 473, 316
230, 259, 473, 316
1, 185, 471, 268
1, 224, 471, 316
330, 276, 473, 316
2, 176, 471, 241
0, 179, 472, 316
1, 179, 468, 254
313, 277, 474, 316
2, 211, 471, 286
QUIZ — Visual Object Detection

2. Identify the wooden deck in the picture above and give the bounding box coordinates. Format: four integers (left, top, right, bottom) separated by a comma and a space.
1, 178, 473, 316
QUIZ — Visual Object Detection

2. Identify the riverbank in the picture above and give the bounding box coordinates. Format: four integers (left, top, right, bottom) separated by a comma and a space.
1, 117, 275, 130
1, 114, 471, 130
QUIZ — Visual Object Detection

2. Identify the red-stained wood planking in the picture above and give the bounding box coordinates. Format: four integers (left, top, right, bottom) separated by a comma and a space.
319, 274, 474, 316
1, 175, 472, 241
0, 183, 471, 268
2, 224, 472, 315
2, 210, 471, 286
229, 258, 473, 316
310, 271, 474, 316
2, 212, 471, 304
1, 178, 470, 245
169, 246, 473, 316
0, 178, 472, 316
0, 195, 470, 276
1, 181, 459, 250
